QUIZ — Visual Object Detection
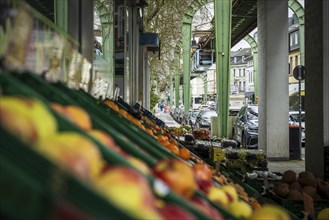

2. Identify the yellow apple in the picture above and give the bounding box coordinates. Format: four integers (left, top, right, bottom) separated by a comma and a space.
227, 200, 252, 219
95, 166, 162, 219
36, 132, 102, 181
0, 96, 57, 143
220, 185, 239, 202
248, 204, 291, 220
207, 186, 229, 208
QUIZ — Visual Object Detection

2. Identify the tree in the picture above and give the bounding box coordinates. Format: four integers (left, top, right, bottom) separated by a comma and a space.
144, 1, 214, 95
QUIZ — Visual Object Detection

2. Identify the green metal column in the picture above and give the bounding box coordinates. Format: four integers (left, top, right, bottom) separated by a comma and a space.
214, 0, 232, 138
54, 0, 68, 32
204, 73, 208, 103
174, 45, 181, 108
182, 19, 192, 112
169, 74, 174, 107
244, 35, 258, 103
96, 1, 114, 99
289, 0, 305, 65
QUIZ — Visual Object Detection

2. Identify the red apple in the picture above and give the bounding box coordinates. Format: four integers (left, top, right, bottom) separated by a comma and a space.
193, 163, 213, 182
190, 196, 225, 220
197, 179, 215, 193
153, 159, 197, 199
158, 204, 196, 220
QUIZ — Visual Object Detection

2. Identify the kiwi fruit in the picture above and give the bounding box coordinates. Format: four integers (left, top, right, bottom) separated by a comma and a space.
317, 180, 329, 199
289, 181, 302, 191
298, 171, 315, 180
302, 186, 316, 197
298, 171, 317, 187
282, 170, 297, 184
287, 189, 303, 200
273, 182, 290, 198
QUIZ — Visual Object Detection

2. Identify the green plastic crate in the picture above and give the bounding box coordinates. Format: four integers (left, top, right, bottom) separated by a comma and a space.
0, 69, 223, 220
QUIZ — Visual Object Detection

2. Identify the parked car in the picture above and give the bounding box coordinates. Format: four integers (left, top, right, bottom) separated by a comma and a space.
232, 105, 258, 149
174, 107, 184, 123
195, 110, 217, 130
188, 109, 200, 128
178, 109, 185, 124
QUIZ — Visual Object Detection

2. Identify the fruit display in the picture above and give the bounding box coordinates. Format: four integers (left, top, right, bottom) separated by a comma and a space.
0, 70, 298, 220
166, 125, 191, 137
224, 149, 268, 172
193, 129, 211, 140
268, 170, 329, 218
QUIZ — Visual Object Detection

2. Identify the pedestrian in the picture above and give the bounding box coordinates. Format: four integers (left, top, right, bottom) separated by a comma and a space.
160, 102, 164, 112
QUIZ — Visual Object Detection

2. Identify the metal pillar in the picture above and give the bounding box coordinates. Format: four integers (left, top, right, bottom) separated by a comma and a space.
305, 0, 329, 178
244, 35, 258, 103
182, 20, 192, 112
169, 74, 174, 107
54, 0, 68, 32
258, 0, 289, 159
174, 45, 181, 108
204, 73, 208, 103
96, 1, 114, 99
289, 0, 305, 65
214, 0, 232, 138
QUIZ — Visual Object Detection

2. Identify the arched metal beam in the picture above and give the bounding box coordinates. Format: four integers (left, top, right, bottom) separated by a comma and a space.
288, 0, 305, 65
174, 42, 182, 107
243, 34, 258, 103
182, 0, 213, 112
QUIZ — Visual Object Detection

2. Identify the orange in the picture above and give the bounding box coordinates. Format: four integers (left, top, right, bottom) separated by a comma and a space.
104, 100, 119, 111
179, 148, 191, 160
159, 140, 171, 147
145, 128, 154, 136
157, 135, 168, 142
170, 139, 178, 145
166, 144, 179, 155
118, 108, 127, 117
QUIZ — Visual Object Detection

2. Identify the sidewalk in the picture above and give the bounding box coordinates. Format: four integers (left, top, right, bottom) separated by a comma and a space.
156, 111, 306, 174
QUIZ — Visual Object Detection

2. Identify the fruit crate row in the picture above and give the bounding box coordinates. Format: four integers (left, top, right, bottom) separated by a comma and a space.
0, 69, 231, 220
0, 69, 301, 220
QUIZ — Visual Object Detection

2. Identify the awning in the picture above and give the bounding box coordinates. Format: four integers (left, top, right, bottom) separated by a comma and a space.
245, 92, 254, 98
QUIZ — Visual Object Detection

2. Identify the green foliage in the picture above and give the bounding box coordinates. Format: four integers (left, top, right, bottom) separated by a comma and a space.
150, 91, 159, 112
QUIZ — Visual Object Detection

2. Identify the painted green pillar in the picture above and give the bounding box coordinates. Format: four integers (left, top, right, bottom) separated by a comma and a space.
204, 73, 208, 103
244, 35, 258, 103
54, 0, 68, 32
96, 1, 114, 99
214, 0, 232, 138
169, 74, 174, 107
182, 19, 192, 112
174, 45, 181, 108
289, 0, 305, 65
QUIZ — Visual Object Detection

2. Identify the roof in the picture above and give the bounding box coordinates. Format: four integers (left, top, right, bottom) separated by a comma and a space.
231, 48, 252, 57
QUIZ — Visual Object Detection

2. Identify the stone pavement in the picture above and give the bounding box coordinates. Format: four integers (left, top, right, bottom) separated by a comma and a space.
156, 111, 306, 175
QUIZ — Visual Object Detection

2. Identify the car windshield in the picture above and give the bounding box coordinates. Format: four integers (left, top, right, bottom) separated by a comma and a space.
247, 107, 258, 120
192, 111, 200, 117
290, 113, 305, 122
202, 111, 217, 119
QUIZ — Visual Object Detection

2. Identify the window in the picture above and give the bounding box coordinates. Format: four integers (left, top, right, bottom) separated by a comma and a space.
295, 32, 298, 45
251, 72, 253, 83
243, 81, 246, 91
118, 6, 125, 38
239, 82, 241, 91
295, 55, 298, 66
290, 34, 293, 47
290, 57, 293, 74
233, 69, 236, 77
243, 69, 245, 76
239, 69, 241, 76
